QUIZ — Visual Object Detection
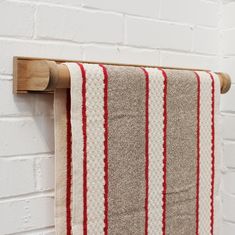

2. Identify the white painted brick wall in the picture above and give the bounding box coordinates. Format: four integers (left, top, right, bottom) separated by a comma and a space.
0, 0, 233, 234
194, 26, 219, 55
160, 51, 219, 70
82, 45, 161, 66
0, 158, 35, 198
0, 196, 54, 234
0, 1, 35, 38
160, 0, 220, 27
36, 5, 123, 43
223, 142, 235, 168
221, 1, 235, 234
83, 0, 161, 18
125, 16, 193, 51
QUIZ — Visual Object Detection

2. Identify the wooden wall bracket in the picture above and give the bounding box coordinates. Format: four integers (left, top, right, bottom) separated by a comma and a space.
13, 56, 231, 94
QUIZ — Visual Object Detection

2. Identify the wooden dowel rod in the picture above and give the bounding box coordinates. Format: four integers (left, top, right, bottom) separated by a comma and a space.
13, 57, 231, 94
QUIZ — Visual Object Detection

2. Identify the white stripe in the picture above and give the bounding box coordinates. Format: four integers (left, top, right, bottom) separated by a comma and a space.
84, 64, 105, 234
197, 71, 213, 235
65, 63, 84, 234
146, 68, 165, 235
212, 73, 221, 235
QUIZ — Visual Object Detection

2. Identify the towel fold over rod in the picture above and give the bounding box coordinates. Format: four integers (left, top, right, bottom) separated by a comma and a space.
13, 56, 231, 94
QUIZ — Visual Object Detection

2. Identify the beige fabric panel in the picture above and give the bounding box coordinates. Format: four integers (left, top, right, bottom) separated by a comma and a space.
106, 65, 146, 235
165, 70, 198, 235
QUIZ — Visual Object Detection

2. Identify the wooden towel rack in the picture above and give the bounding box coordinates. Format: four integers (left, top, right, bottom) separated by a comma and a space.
13, 56, 231, 94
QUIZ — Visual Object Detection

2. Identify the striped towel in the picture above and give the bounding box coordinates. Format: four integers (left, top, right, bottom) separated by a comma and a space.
54, 63, 221, 235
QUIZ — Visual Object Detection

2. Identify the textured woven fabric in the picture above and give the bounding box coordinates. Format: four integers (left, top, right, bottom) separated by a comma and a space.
54, 64, 221, 235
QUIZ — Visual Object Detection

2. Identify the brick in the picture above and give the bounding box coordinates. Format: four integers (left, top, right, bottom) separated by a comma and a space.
160, 0, 195, 24
42, 232, 55, 235
193, 27, 219, 55
224, 0, 235, 3
35, 156, 54, 191
222, 2, 235, 28
125, 16, 192, 51
36, 5, 123, 43
34, 94, 54, 116
222, 192, 235, 222
160, 51, 218, 70
214, 195, 222, 233
118, 47, 160, 65
21, 230, 55, 235
222, 57, 235, 83
221, 115, 235, 140
160, 0, 219, 27
0, 117, 54, 156
0, 1, 34, 38
222, 29, 235, 55
223, 171, 235, 194
40, 231, 55, 235
0, 158, 35, 198
36, 0, 82, 6
221, 85, 235, 112
82, 45, 120, 62
221, 221, 235, 235
0, 196, 54, 234
0, 80, 37, 117
223, 142, 235, 168
195, 0, 220, 27
17, 0, 82, 5
84, 0, 161, 18
82, 45, 160, 65
0, 39, 82, 75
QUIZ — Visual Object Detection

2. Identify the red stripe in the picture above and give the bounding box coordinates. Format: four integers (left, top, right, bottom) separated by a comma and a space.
77, 63, 88, 235
99, 64, 109, 235
194, 72, 201, 235
141, 68, 149, 235
66, 89, 72, 235
158, 68, 168, 235
208, 72, 215, 235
